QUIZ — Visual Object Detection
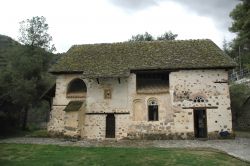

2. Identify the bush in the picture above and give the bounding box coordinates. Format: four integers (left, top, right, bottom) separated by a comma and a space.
230, 83, 250, 130
27, 130, 49, 138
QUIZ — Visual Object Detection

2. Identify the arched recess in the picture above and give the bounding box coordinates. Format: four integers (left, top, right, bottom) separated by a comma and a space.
148, 98, 158, 121
67, 78, 87, 98
133, 99, 145, 121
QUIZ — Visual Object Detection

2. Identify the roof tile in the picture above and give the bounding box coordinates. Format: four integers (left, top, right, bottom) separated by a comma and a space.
50, 39, 236, 77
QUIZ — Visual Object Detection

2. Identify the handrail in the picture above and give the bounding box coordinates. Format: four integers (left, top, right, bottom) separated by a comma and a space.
230, 68, 250, 81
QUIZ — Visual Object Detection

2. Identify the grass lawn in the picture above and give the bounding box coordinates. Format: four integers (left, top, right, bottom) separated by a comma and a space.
0, 144, 249, 166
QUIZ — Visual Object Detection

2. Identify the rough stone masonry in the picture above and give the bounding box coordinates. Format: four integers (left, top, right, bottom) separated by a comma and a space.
46, 40, 236, 140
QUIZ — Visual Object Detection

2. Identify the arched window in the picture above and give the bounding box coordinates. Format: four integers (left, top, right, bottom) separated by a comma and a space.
193, 96, 206, 103
67, 78, 87, 98
148, 98, 158, 121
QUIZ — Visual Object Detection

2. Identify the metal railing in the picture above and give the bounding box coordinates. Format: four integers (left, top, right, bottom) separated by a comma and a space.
230, 68, 250, 81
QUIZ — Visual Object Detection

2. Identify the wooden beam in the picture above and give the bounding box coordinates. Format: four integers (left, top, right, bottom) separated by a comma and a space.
85, 112, 130, 115
182, 106, 218, 109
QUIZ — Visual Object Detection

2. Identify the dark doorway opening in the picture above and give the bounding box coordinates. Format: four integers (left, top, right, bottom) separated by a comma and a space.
194, 109, 207, 138
106, 114, 115, 138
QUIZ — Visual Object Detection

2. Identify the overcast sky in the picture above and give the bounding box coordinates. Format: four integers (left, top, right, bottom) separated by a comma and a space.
0, 0, 239, 53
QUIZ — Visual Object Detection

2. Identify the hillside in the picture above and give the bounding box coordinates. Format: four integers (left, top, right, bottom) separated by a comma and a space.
0, 35, 20, 68
0, 35, 19, 49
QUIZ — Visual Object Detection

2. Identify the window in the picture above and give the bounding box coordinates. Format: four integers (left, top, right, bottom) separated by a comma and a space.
104, 89, 112, 99
67, 78, 87, 98
193, 96, 206, 103
136, 72, 169, 93
148, 98, 158, 121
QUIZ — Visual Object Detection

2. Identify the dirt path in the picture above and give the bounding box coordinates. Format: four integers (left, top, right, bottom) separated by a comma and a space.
0, 137, 250, 162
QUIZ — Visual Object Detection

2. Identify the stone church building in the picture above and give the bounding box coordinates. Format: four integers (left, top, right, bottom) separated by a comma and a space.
46, 39, 236, 140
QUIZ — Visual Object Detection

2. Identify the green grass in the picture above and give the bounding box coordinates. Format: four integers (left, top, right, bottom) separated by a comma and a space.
0, 144, 249, 166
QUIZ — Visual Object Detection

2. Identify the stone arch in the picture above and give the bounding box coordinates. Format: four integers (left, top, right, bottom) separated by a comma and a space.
193, 96, 206, 103
67, 78, 87, 98
147, 97, 158, 106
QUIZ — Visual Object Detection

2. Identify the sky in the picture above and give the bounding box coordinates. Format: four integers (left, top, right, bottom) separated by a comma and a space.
0, 0, 239, 53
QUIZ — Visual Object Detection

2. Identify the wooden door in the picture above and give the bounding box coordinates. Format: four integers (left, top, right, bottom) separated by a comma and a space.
106, 114, 115, 138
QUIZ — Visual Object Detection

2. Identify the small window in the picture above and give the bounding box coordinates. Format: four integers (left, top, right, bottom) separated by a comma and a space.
193, 96, 206, 103
148, 99, 158, 121
104, 89, 112, 99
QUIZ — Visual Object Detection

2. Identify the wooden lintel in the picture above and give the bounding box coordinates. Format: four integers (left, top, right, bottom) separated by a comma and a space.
85, 112, 130, 115
214, 81, 228, 84
182, 106, 218, 109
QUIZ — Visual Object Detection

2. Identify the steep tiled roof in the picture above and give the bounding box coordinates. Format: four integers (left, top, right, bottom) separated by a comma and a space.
50, 39, 236, 77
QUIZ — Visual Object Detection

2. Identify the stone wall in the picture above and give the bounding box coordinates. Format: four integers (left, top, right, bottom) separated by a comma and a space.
83, 77, 130, 139
83, 115, 106, 139
126, 73, 174, 139
86, 77, 129, 113
48, 69, 233, 139
170, 70, 232, 138
124, 70, 232, 139
48, 74, 87, 137
48, 75, 130, 138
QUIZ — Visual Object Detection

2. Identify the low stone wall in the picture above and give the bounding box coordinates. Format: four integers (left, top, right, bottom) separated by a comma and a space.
236, 111, 250, 131
126, 132, 195, 140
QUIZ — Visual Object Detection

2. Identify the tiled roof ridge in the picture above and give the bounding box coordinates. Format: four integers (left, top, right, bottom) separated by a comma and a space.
69, 39, 212, 49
